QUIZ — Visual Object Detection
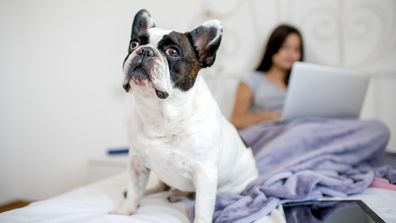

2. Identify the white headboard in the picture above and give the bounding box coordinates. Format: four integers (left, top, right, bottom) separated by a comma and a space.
193, 0, 395, 75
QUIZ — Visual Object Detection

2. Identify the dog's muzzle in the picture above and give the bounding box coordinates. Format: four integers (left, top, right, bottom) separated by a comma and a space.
123, 47, 169, 99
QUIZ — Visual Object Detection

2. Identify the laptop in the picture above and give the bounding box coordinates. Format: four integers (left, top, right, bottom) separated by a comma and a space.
282, 62, 370, 121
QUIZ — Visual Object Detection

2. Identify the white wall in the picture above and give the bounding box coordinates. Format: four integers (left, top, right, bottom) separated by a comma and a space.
1, 0, 395, 204
0, 0, 188, 203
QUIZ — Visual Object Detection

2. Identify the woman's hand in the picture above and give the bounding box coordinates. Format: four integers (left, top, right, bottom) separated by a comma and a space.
266, 112, 282, 122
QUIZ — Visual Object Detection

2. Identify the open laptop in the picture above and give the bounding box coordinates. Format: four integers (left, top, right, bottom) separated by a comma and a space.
281, 62, 370, 121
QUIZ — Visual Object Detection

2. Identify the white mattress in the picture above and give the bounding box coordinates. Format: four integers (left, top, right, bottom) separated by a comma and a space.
1, 172, 395, 223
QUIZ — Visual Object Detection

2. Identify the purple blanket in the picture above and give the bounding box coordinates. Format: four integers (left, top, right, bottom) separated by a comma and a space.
213, 118, 392, 223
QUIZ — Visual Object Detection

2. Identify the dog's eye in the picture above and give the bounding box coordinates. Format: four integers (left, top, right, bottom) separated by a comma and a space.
130, 40, 140, 51
165, 47, 180, 58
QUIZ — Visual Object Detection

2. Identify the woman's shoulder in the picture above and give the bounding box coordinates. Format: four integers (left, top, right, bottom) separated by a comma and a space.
242, 71, 266, 90
247, 71, 265, 79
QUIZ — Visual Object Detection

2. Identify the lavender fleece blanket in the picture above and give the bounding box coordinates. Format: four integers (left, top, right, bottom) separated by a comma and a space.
213, 118, 393, 223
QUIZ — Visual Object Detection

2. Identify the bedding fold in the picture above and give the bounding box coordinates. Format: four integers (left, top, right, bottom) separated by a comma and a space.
213, 118, 391, 223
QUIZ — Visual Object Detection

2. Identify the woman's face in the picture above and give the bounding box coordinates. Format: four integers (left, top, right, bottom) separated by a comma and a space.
272, 33, 302, 71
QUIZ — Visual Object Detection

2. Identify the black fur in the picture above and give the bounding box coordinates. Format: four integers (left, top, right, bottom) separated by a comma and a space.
157, 32, 201, 91
188, 24, 222, 68
131, 9, 155, 36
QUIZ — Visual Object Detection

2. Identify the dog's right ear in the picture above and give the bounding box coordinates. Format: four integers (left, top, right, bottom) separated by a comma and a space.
131, 9, 156, 37
187, 20, 223, 68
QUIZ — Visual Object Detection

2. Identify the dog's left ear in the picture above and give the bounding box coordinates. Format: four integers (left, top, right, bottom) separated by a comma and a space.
132, 9, 156, 36
187, 20, 223, 68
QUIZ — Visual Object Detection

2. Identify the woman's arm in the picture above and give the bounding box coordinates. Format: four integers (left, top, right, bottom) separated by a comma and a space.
231, 82, 281, 129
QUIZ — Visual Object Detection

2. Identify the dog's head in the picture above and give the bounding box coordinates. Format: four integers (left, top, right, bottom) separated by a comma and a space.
122, 9, 222, 99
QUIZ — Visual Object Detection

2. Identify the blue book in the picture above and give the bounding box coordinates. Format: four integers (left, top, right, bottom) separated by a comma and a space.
107, 147, 129, 156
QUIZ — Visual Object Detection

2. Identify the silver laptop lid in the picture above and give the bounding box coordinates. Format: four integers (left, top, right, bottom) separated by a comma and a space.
282, 62, 370, 121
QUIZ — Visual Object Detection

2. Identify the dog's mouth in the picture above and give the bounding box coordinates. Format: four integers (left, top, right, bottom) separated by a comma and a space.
131, 65, 149, 84
123, 64, 169, 99
154, 88, 169, 99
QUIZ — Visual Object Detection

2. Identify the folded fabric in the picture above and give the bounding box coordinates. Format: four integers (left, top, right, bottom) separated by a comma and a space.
213, 118, 391, 223
374, 165, 396, 184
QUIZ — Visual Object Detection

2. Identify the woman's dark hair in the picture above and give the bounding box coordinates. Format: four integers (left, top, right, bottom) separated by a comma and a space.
256, 24, 304, 85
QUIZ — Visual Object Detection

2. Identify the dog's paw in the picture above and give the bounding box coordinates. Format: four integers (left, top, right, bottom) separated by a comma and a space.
167, 194, 183, 203
109, 207, 136, 216
110, 202, 138, 216
166, 190, 195, 203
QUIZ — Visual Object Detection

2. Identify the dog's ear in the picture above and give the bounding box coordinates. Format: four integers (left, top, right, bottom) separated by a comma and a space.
187, 20, 223, 68
131, 9, 156, 36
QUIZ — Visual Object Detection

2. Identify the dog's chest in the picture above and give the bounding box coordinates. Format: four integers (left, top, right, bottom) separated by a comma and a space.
129, 80, 219, 191
138, 135, 198, 191
151, 148, 194, 191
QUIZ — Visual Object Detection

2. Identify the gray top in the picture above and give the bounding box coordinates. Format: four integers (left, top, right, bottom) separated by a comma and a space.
242, 72, 286, 113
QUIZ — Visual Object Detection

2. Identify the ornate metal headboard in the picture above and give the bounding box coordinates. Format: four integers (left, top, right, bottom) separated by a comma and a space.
190, 0, 396, 77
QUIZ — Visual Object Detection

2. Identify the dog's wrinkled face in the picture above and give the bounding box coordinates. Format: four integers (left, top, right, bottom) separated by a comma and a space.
122, 9, 222, 99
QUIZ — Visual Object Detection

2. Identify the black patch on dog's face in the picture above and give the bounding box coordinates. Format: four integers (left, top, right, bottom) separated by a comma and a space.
123, 9, 155, 69
157, 31, 201, 91
123, 32, 151, 68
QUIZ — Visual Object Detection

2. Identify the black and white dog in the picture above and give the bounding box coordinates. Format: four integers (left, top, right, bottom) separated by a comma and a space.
113, 9, 258, 223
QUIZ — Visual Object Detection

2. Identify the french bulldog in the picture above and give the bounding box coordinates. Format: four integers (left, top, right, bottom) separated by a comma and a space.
113, 9, 258, 223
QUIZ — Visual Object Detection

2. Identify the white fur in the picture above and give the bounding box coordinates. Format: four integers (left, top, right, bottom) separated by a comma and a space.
114, 26, 258, 223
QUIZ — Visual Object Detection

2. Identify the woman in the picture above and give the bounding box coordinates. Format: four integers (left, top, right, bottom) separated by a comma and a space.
231, 24, 304, 129
222, 25, 392, 223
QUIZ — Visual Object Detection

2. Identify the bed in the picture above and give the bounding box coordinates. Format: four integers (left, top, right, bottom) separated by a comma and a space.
5, 62, 396, 223
1, 171, 395, 223
1, 76, 395, 223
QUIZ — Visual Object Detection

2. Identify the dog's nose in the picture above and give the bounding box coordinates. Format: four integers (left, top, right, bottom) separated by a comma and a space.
136, 47, 155, 57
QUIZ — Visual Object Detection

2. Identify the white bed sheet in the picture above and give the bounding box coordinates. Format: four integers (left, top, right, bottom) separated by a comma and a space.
1, 172, 395, 223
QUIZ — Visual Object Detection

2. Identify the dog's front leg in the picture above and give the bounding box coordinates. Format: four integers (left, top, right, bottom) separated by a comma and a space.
193, 165, 218, 223
113, 152, 150, 215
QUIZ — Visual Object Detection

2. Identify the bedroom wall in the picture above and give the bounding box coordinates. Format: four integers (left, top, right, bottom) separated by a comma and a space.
0, 0, 395, 204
